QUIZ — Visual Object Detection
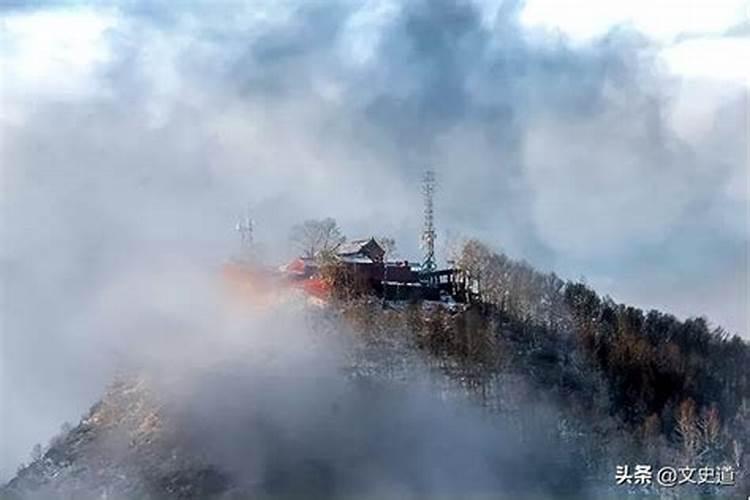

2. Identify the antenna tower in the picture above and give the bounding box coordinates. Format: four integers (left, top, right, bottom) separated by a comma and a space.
421, 170, 437, 273
235, 208, 254, 255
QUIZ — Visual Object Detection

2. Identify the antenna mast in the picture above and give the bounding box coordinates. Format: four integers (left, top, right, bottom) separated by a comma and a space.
421, 170, 437, 273
235, 208, 254, 257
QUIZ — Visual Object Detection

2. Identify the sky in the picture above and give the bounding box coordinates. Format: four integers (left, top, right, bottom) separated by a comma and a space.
0, 0, 748, 480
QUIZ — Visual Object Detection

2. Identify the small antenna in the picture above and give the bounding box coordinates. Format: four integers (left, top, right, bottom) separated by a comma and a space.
235, 207, 254, 255
421, 170, 437, 273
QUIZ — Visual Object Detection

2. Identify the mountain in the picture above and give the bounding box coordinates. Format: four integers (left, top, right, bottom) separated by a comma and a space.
3, 242, 748, 499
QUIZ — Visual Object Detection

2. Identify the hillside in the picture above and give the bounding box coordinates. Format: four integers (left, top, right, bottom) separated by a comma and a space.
2, 243, 748, 499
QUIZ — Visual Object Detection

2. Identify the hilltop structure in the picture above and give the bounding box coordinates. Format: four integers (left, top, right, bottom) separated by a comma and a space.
278, 172, 482, 302
282, 237, 477, 303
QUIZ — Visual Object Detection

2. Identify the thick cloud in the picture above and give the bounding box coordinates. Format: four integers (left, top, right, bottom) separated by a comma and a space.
0, 0, 747, 481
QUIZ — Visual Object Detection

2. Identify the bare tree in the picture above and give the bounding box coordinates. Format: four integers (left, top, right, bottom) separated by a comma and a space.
290, 218, 345, 259
377, 236, 397, 260
676, 398, 700, 461
698, 405, 724, 461
455, 239, 491, 278
30, 443, 43, 462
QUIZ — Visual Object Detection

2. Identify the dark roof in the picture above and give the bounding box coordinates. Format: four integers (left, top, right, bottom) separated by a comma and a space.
336, 238, 380, 256
335, 238, 385, 264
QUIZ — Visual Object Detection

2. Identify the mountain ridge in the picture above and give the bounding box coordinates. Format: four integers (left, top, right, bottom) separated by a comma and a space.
3, 243, 748, 499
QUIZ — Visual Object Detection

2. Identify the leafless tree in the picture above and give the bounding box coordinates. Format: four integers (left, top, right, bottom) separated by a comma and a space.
676, 398, 700, 461
30, 443, 43, 462
290, 218, 345, 259
377, 236, 397, 260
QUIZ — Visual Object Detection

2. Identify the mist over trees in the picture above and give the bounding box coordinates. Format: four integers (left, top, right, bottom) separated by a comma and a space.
2, 0, 746, 486
4, 234, 748, 498
332, 238, 749, 496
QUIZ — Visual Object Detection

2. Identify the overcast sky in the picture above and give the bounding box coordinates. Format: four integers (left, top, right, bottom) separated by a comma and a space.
1, 0, 748, 480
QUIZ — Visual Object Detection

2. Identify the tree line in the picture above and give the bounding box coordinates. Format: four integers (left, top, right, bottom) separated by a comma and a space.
326, 236, 749, 495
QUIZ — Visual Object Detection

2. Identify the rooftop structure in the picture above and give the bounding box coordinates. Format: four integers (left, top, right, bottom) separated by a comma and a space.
336, 238, 385, 263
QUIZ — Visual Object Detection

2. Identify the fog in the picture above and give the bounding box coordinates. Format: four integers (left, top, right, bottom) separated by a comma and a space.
142, 295, 586, 499
1, 0, 747, 483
